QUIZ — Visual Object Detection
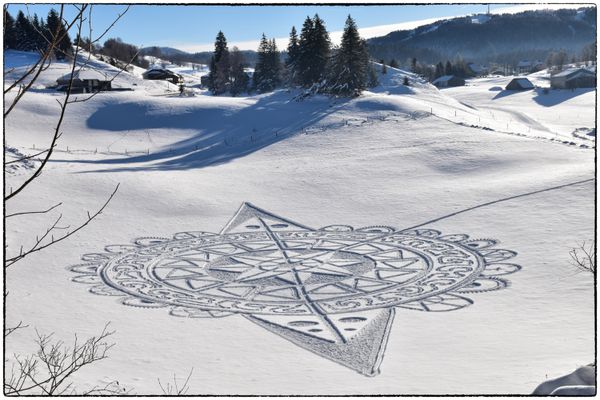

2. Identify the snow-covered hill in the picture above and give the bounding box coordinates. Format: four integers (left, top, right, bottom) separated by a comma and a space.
4, 50, 595, 395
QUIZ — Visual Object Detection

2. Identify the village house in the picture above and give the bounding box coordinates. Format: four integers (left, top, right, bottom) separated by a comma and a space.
505, 77, 535, 90
516, 60, 544, 74
432, 75, 465, 88
142, 68, 182, 84
550, 67, 596, 89
56, 68, 111, 93
468, 62, 488, 76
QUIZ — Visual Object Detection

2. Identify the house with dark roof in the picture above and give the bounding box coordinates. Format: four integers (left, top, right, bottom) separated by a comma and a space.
56, 68, 111, 93
432, 75, 465, 88
550, 68, 596, 89
505, 77, 535, 90
142, 68, 182, 84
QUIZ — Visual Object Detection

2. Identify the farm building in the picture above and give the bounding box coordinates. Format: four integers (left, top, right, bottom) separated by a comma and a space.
56, 68, 111, 93
432, 75, 465, 88
142, 68, 182, 83
550, 68, 596, 89
468, 63, 488, 76
516, 60, 544, 74
505, 77, 535, 90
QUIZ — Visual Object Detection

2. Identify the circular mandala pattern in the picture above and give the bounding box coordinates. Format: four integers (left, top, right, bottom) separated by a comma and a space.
69, 203, 521, 377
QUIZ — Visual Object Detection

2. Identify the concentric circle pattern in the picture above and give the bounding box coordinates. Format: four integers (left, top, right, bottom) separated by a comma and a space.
69, 203, 521, 376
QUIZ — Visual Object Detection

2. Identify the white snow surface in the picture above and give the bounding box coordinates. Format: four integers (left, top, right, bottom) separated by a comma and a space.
4, 51, 595, 395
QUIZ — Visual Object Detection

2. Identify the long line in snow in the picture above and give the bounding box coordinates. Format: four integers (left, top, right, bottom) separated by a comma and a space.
403, 178, 595, 230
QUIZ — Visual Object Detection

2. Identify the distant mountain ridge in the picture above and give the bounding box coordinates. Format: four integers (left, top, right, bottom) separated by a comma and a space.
140, 46, 258, 65
141, 7, 596, 67
367, 7, 597, 65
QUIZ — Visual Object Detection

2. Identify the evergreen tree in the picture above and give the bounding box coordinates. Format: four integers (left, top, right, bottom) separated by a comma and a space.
381, 63, 387, 74
435, 61, 444, 78
445, 60, 453, 75
297, 14, 330, 88
31, 13, 44, 51
285, 26, 300, 85
207, 31, 230, 94
327, 15, 369, 96
367, 64, 378, 88
213, 30, 228, 64
253, 34, 281, 93
3, 8, 17, 49
229, 46, 249, 96
311, 14, 331, 85
389, 59, 399, 68
297, 16, 314, 87
46, 9, 72, 59
15, 10, 34, 51
269, 38, 282, 87
411, 57, 417, 72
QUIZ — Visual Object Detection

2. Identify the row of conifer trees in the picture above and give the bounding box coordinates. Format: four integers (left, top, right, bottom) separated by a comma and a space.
4, 8, 72, 59
207, 14, 377, 97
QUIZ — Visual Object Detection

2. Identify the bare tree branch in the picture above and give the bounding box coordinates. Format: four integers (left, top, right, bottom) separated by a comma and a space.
4, 148, 50, 165
4, 321, 29, 338
158, 368, 194, 395
5, 184, 119, 268
6, 202, 62, 218
4, 324, 116, 396
570, 241, 595, 274
3, 5, 87, 102
90, 5, 130, 45
5, 10, 85, 201
68, 47, 142, 104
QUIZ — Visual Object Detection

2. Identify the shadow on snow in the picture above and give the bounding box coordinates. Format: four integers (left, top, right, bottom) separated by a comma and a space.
54, 90, 348, 172
532, 87, 595, 107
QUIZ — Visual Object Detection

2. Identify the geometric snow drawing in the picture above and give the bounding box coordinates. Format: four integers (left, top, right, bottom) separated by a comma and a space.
69, 202, 521, 377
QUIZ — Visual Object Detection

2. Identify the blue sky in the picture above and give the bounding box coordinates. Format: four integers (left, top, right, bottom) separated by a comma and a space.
5, 3, 588, 52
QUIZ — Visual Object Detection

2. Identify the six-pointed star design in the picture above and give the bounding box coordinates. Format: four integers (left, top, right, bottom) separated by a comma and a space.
70, 203, 520, 376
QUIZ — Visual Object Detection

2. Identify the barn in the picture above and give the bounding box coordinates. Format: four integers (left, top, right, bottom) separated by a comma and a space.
551, 68, 596, 89
432, 75, 465, 88
505, 77, 534, 90
56, 68, 111, 93
142, 68, 182, 84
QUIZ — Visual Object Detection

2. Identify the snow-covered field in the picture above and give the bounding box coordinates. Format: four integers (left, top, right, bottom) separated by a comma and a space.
4, 50, 595, 395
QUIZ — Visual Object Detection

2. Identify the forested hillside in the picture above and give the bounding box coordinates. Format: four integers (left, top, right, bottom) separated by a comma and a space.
368, 7, 597, 65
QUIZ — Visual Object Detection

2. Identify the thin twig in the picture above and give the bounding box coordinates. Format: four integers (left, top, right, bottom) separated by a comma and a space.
5, 184, 119, 268
5, 11, 85, 201
4, 148, 50, 165
6, 202, 62, 218
90, 5, 130, 45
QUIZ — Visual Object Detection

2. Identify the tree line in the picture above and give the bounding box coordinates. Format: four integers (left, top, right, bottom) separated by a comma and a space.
4, 8, 148, 69
207, 14, 377, 97
4, 8, 72, 59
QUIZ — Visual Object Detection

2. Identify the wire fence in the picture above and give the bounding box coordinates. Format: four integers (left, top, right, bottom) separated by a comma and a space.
23, 105, 593, 160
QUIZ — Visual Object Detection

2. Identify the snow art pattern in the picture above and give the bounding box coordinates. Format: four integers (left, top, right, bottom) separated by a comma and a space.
69, 203, 521, 376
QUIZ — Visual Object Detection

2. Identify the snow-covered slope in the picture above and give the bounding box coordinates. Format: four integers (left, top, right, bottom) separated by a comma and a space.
4, 51, 595, 395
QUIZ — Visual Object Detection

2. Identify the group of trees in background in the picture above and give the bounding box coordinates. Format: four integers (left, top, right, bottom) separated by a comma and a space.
208, 14, 375, 97
206, 31, 250, 95
95, 37, 149, 69
4, 8, 148, 69
4, 8, 72, 59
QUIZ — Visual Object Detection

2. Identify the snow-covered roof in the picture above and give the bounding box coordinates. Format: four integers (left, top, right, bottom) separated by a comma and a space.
553, 67, 596, 78
508, 78, 534, 88
432, 75, 455, 84
468, 63, 487, 73
143, 68, 179, 77
57, 68, 109, 82
517, 60, 531, 68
